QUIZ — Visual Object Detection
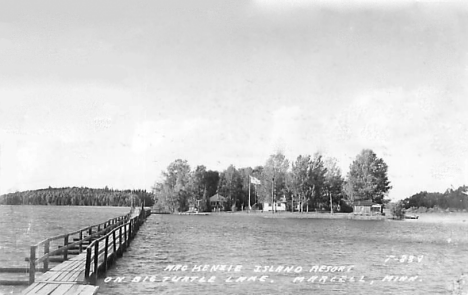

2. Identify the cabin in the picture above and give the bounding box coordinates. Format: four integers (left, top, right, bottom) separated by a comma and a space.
353, 200, 383, 215
263, 202, 286, 212
263, 196, 287, 212
210, 194, 226, 211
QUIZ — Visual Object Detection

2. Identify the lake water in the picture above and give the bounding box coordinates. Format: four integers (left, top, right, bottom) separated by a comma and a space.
98, 213, 468, 295
0, 205, 130, 295
1, 207, 467, 294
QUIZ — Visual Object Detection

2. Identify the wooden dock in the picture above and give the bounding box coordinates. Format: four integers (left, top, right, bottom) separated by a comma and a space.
18, 206, 151, 295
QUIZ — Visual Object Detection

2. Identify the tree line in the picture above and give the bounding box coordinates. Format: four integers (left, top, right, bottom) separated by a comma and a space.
153, 149, 392, 213
401, 186, 468, 211
0, 187, 155, 207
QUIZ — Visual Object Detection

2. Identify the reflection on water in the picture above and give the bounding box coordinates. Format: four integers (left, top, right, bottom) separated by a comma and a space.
98, 214, 468, 295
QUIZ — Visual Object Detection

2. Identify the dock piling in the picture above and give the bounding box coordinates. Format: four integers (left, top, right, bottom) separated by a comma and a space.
63, 235, 69, 261
79, 231, 83, 253
44, 240, 49, 271
104, 235, 109, 272
93, 240, 98, 285
29, 245, 36, 285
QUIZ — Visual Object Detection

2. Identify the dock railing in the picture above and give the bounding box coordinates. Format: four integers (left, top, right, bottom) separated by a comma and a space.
84, 207, 149, 284
27, 209, 135, 285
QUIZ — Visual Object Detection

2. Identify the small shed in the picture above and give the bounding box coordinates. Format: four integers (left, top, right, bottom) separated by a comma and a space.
210, 194, 226, 211
263, 196, 287, 212
353, 200, 383, 215
263, 202, 287, 212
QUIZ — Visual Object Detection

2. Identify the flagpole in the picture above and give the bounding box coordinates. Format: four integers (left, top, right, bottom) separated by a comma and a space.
248, 175, 251, 211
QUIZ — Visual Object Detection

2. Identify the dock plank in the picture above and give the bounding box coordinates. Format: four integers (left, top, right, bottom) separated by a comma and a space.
62, 270, 80, 282
69, 284, 99, 295
55, 271, 71, 282
23, 282, 45, 294
47, 283, 75, 295
34, 283, 60, 295
38, 271, 62, 282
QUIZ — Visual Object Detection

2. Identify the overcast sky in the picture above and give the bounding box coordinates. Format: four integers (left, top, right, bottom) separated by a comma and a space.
1, 0, 467, 200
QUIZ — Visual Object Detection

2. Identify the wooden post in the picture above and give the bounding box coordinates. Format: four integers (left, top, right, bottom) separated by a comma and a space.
123, 224, 127, 251
29, 245, 36, 284
104, 235, 109, 272
64, 235, 69, 261
98, 225, 101, 232
79, 231, 83, 253
112, 230, 117, 255
93, 240, 99, 284
118, 226, 122, 256
129, 220, 133, 241
85, 246, 91, 282
44, 240, 50, 271
89, 227, 92, 236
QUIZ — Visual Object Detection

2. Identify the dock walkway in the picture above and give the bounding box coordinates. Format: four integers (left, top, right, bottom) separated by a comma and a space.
21, 207, 150, 295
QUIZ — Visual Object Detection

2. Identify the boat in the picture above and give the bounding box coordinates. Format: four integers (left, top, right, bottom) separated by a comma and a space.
179, 208, 210, 215
405, 215, 419, 219
179, 212, 210, 216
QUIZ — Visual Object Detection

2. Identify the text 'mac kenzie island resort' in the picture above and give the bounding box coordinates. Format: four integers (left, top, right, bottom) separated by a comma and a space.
1, 149, 468, 294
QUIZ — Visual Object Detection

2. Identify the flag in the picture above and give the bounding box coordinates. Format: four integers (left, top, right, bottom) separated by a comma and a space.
250, 175, 261, 185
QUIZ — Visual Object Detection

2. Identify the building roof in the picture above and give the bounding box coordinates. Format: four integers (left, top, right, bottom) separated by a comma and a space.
353, 200, 376, 206
209, 194, 226, 202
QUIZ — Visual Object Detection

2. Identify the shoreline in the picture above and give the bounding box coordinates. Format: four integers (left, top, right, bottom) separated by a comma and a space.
191, 211, 387, 220
158, 210, 468, 224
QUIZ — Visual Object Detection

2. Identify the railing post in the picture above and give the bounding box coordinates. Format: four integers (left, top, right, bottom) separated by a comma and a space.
64, 235, 69, 261
129, 220, 133, 241
134, 218, 137, 233
93, 240, 99, 285
79, 230, 83, 253
104, 235, 109, 272
98, 225, 101, 232
112, 230, 117, 255
118, 226, 123, 256
44, 240, 50, 271
124, 224, 127, 251
85, 246, 92, 282
29, 245, 36, 284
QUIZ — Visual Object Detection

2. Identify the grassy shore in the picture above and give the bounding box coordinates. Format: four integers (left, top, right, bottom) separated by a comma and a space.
208, 210, 468, 224
210, 211, 386, 220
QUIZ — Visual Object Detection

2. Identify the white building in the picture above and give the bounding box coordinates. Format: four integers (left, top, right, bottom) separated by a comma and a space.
263, 201, 286, 212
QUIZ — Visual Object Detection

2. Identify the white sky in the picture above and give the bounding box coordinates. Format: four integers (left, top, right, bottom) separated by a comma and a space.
1, 0, 467, 200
